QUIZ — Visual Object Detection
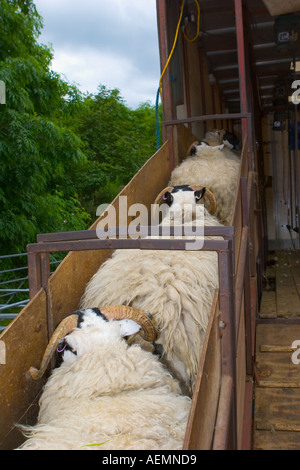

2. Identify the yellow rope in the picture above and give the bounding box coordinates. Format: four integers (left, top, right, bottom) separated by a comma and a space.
158, 0, 201, 101
158, 0, 185, 101
184, 0, 200, 43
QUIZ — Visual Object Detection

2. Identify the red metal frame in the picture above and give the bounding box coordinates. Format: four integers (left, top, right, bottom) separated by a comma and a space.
234, 0, 248, 142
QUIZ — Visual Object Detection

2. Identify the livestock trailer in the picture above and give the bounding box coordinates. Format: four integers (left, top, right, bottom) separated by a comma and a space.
1, 0, 300, 450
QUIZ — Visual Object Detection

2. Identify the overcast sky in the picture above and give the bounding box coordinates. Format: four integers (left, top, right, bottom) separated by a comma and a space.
34, 0, 161, 109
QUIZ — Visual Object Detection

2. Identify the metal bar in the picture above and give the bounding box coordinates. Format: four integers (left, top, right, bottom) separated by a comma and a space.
294, 102, 300, 239
0, 253, 27, 259
162, 112, 252, 127
0, 277, 28, 286
182, 37, 192, 134
27, 252, 41, 300
234, 0, 248, 141
0, 266, 28, 275
0, 314, 18, 319
156, 0, 175, 168
27, 238, 230, 254
0, 289, 29, 293
40, 253, 53, 340
241, 177, 253, 375
0, 300, 29, 312
212, 375, 233, 450
235, 226, 249, 337
218, 241, 237, 449
36, 226, 234, 242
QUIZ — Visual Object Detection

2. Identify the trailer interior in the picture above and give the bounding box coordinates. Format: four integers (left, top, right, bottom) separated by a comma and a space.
1, 0, 300, 450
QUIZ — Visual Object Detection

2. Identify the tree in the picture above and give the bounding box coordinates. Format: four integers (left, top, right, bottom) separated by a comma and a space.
66, 86, 162, 215
0, 0, 161, 257
0, 0, 91, 255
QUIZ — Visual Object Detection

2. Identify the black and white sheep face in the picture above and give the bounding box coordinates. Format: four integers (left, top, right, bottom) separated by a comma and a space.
162, 185, 205, 222
56, 308, 142, 364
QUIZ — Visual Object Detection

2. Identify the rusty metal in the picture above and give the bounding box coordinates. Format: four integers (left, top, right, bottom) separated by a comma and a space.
241, 379, 254, 450
234, 0, 248, 141
27, 225, 237, 449
27, 235, 231, 255
217, 239, 237, 449
162, 112, 252, 127
27, 252, 41, 300
241, 177, 254, 376
213, 375, 233, 450
156, 0, 175, 169
36, 225, 234, 241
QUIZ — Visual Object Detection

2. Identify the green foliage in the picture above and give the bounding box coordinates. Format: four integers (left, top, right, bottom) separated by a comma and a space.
0, 0, 161, 259
67, 87, 162, 215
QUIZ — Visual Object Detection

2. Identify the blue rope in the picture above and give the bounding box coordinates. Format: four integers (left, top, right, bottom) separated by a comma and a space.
155, 87, 160, 151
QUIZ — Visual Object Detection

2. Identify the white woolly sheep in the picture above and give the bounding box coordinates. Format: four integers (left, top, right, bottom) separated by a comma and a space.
81, 186, 222, 394
169, 133, 240, 225
18, 307, 191, 451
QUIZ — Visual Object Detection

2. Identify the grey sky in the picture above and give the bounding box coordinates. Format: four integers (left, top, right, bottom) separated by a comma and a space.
34, 0, 161, 108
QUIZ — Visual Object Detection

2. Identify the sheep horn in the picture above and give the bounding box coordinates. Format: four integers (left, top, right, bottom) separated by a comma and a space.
100, 305, 157, 342
152, 186, 174, 219
29, 314, 78, 381
186, 141, 200, 156
219, 129, 226, 144
153, 186, 174, 207
189, 185, 217, 215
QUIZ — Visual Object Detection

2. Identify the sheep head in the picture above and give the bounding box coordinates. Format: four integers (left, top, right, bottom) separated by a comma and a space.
153, 185, 216, 219
29, 305, 157, 380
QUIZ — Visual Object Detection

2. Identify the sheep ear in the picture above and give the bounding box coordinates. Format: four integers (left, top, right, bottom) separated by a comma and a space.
118, 319, 142, 337
194, 187, 206, 201
163, 191, 173, 206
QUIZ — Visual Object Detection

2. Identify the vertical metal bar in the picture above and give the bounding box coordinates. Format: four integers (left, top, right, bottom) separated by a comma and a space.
218, 241, 237, 449
198, 49, 207, 135
40, 253, 50, 291
294, 107, 300, 239
182, 37, 192, 134
241, 177, 253, 375
156, 0, 175, 169
27, 251, 41, 300
212, 375, 233, 450
234, 0, 248, 142
40, 252, 54, 341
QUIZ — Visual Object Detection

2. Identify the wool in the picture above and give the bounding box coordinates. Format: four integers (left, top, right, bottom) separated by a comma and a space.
17, 322, 191, 451
81, 208, 221, 394
170, 143, 240, 225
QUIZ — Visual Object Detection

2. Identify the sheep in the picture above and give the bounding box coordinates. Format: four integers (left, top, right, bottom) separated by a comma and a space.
18, 307, 191, 450
169, 132, 240, 225
81, 186, 222, 395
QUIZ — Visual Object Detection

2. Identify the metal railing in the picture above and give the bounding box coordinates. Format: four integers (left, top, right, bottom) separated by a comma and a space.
0, 253, 61, 332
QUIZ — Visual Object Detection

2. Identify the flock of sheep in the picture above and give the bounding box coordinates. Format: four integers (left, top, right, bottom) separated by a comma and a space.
18, 129, 241, 450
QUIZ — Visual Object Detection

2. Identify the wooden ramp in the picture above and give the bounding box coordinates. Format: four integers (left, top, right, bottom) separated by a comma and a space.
253, 250, 300, 450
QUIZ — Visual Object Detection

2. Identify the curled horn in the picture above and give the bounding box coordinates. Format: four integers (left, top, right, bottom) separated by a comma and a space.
153, 186, 174, 207
152, 186, 174, 219
219, 129, 226, 144
29, 305, 157, 381
189, 185, 217, 215
29, 314, 78, 381
186, 141, 200, 156
100, 305, 157, 342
